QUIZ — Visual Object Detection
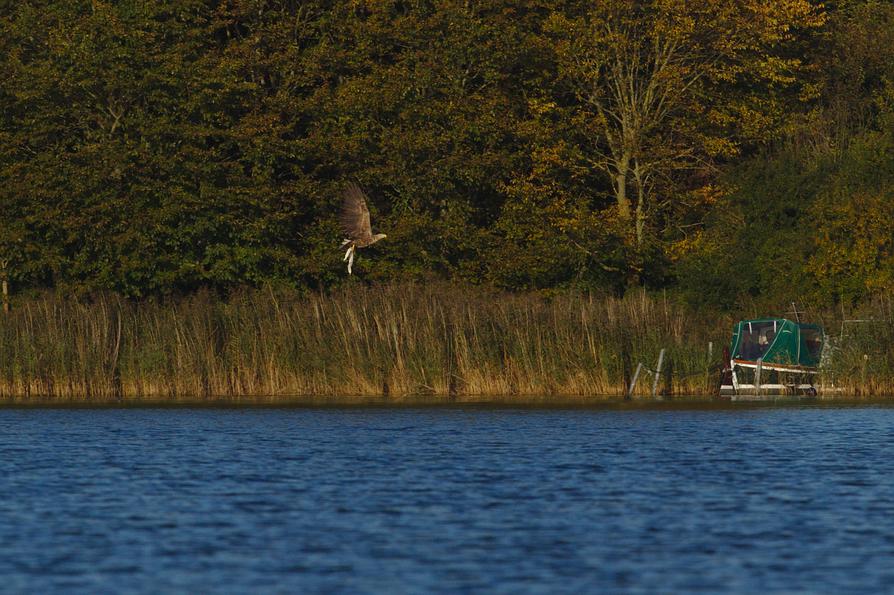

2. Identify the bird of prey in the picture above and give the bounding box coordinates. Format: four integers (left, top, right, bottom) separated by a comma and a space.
339, 183, 387, 274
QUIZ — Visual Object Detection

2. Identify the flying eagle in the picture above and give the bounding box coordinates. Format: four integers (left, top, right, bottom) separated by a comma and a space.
339, 183, 387, 274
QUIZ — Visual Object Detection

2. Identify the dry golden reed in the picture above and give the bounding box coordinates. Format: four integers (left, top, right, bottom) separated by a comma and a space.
7, 283, 890, 402
0, 283, 735, 402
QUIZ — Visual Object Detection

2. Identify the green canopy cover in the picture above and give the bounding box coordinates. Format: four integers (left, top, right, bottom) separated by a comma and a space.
730, 319, 824, 368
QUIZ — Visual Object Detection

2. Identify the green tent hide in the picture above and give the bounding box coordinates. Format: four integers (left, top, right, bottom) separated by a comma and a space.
730, 319, 824, 368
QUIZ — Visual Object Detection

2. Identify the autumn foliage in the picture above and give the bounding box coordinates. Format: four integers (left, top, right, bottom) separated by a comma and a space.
1, 1, 890, 307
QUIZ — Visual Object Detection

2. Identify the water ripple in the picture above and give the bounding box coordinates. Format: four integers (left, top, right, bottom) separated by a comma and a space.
2, 406, 894, 592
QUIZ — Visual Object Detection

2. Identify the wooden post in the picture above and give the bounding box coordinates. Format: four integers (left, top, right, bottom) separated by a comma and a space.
861, 354, 868, 394
445, 317, 458, 401
627, 363, 643, 399
620, 332, 632, 399
662, 356, 674, 398
652, 348, 665, 397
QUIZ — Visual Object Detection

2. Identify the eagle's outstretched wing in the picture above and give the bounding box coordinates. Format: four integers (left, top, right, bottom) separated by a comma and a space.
339, 183, 372, 241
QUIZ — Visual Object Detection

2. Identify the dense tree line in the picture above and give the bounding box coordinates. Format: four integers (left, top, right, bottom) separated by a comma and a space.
1, 0, 890, 307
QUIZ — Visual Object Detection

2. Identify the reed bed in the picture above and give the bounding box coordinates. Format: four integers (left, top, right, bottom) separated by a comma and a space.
0, 284, 738, 402
816, 294, 894, 397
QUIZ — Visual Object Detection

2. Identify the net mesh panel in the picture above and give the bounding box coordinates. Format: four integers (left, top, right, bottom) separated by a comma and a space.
798, 326, 824, 366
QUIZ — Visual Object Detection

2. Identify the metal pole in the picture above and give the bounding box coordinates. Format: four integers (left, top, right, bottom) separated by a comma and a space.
652, 349, 665, 397
755, 358, 763, 397
628, 363, 643, 399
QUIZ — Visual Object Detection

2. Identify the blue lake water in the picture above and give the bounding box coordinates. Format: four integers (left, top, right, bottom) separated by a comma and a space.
1, 403, 894, 593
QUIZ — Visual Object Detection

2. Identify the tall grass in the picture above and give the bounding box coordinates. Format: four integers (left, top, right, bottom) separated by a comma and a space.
0, 283, 755, 402
11, 284, 894, 402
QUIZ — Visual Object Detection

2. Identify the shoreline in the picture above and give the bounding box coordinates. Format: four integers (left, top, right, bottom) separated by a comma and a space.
1, 393, 892, 409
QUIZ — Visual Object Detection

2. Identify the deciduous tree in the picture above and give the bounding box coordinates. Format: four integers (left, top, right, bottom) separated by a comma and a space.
549, 0, 824, 246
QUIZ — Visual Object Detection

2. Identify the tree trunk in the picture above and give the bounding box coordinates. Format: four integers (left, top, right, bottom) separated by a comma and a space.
633, 161, 647, 246
614, 153, 632, 220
